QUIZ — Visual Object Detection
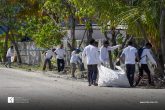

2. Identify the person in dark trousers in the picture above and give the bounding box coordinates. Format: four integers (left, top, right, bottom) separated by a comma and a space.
82, 39, 100, 86
55, 44, 66, 73
43, 49, 54, 71
120, 41, 138, 87
5, 46, 14, 68
135, 43, 157, 86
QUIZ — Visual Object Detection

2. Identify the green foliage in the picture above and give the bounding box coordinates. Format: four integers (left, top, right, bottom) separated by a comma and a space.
71, 0, 164, 49
1, 0, 164, 50
116, 33, 123, 44
0, 0, 66, 50
18, 16, 66, 48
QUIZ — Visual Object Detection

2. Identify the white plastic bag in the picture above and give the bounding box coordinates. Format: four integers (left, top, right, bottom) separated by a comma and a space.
98, 65, 130, 87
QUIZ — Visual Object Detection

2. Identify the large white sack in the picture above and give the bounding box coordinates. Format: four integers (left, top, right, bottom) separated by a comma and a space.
98, 65, 130, 87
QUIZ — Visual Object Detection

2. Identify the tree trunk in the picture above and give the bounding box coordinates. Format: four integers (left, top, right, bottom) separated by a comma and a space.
160, 8, 165, 75
104, 31, 114, 69
10, 33, 22, 64
78, 29, 87, 48
71, 14, 76, 50
108, 51, 114, 69
111, 29, 117, 46
13, 41, 22, 64
87, 21, 93, 45
136, 19, 149, 43
104, 31, 110, 40
3, 32, 9, 63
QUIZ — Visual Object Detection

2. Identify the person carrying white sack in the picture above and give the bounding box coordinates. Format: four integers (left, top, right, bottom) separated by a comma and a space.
135, 42, 157, 86
100, 40, 121, 66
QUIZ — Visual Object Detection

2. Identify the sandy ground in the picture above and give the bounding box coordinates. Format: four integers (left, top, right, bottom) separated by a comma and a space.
0, 67, 165, 110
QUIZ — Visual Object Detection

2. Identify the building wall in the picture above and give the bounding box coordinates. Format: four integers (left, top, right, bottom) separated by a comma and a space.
17, 42, 44, 65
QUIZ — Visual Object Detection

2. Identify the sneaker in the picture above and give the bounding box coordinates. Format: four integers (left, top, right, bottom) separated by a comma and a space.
131, 85, 136, 88
88, 82, 92, 86
134, 82, 138, 87
149, 83, 155, 86
5, 64, 8, 68
93, 83, 98, 86
71, 76, 77, 79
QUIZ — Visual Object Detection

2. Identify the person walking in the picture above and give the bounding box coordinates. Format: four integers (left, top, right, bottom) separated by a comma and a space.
120, 41, 138, 87
82, 39, 100, 86
55, 44, 66, 73
100, 40, 121, 66
43, 49, 54, 71
135, 42, 157, 86
5, 46, 14, 68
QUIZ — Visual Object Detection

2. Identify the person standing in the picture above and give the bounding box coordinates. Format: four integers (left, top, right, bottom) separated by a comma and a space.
55, 44, 66, 72
70, 48, 81, 78
135, 43, 157, 86
43, 49, 54, 71
5, 46, 14, 68
82, 39, 100, 86
120, 41, 138, 87
100, 40, 121, 66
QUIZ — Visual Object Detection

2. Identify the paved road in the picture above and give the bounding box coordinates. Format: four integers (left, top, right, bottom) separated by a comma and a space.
0, 67, 165, 110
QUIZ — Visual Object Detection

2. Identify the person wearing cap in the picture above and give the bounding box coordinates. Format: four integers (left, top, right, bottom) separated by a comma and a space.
70, 48, 81, 78
5, 46, 14, 68
82, 38, 100, 86
100, 40, 121, 66
43, 48, 55, 71
120, 41, 138, 87
135, 42, 157, 86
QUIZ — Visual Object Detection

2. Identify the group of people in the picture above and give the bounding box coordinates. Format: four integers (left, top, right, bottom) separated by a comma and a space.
43, 44, 66, 73
120, 41, 157, 87
82, 39, 121, 86
82, 38, 157, 87
5, 39, 157, 88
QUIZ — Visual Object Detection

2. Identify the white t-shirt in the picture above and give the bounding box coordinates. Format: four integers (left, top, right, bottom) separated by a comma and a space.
55, 48, 66, 59
45, 50, 54, 59
82, 45, 100, 65
6, 48, 14, 57
70, 51, 80, 64
100, 45, 120, 63
140, 48, 157, 65
121, 46, 137, 64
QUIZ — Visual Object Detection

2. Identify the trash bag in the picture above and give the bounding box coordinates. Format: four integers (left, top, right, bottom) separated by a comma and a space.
98, 65, 130, 87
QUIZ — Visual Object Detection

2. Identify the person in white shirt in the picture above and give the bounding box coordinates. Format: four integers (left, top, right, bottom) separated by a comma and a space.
82, 39, 100, 86
55, 44, 66, 72
5, 46, 14, 68
100, 40, 121, 66
70, 48, 81, 78
120, 41, 138, 87
43, 49, 55, 71
135, 43, 157, 86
